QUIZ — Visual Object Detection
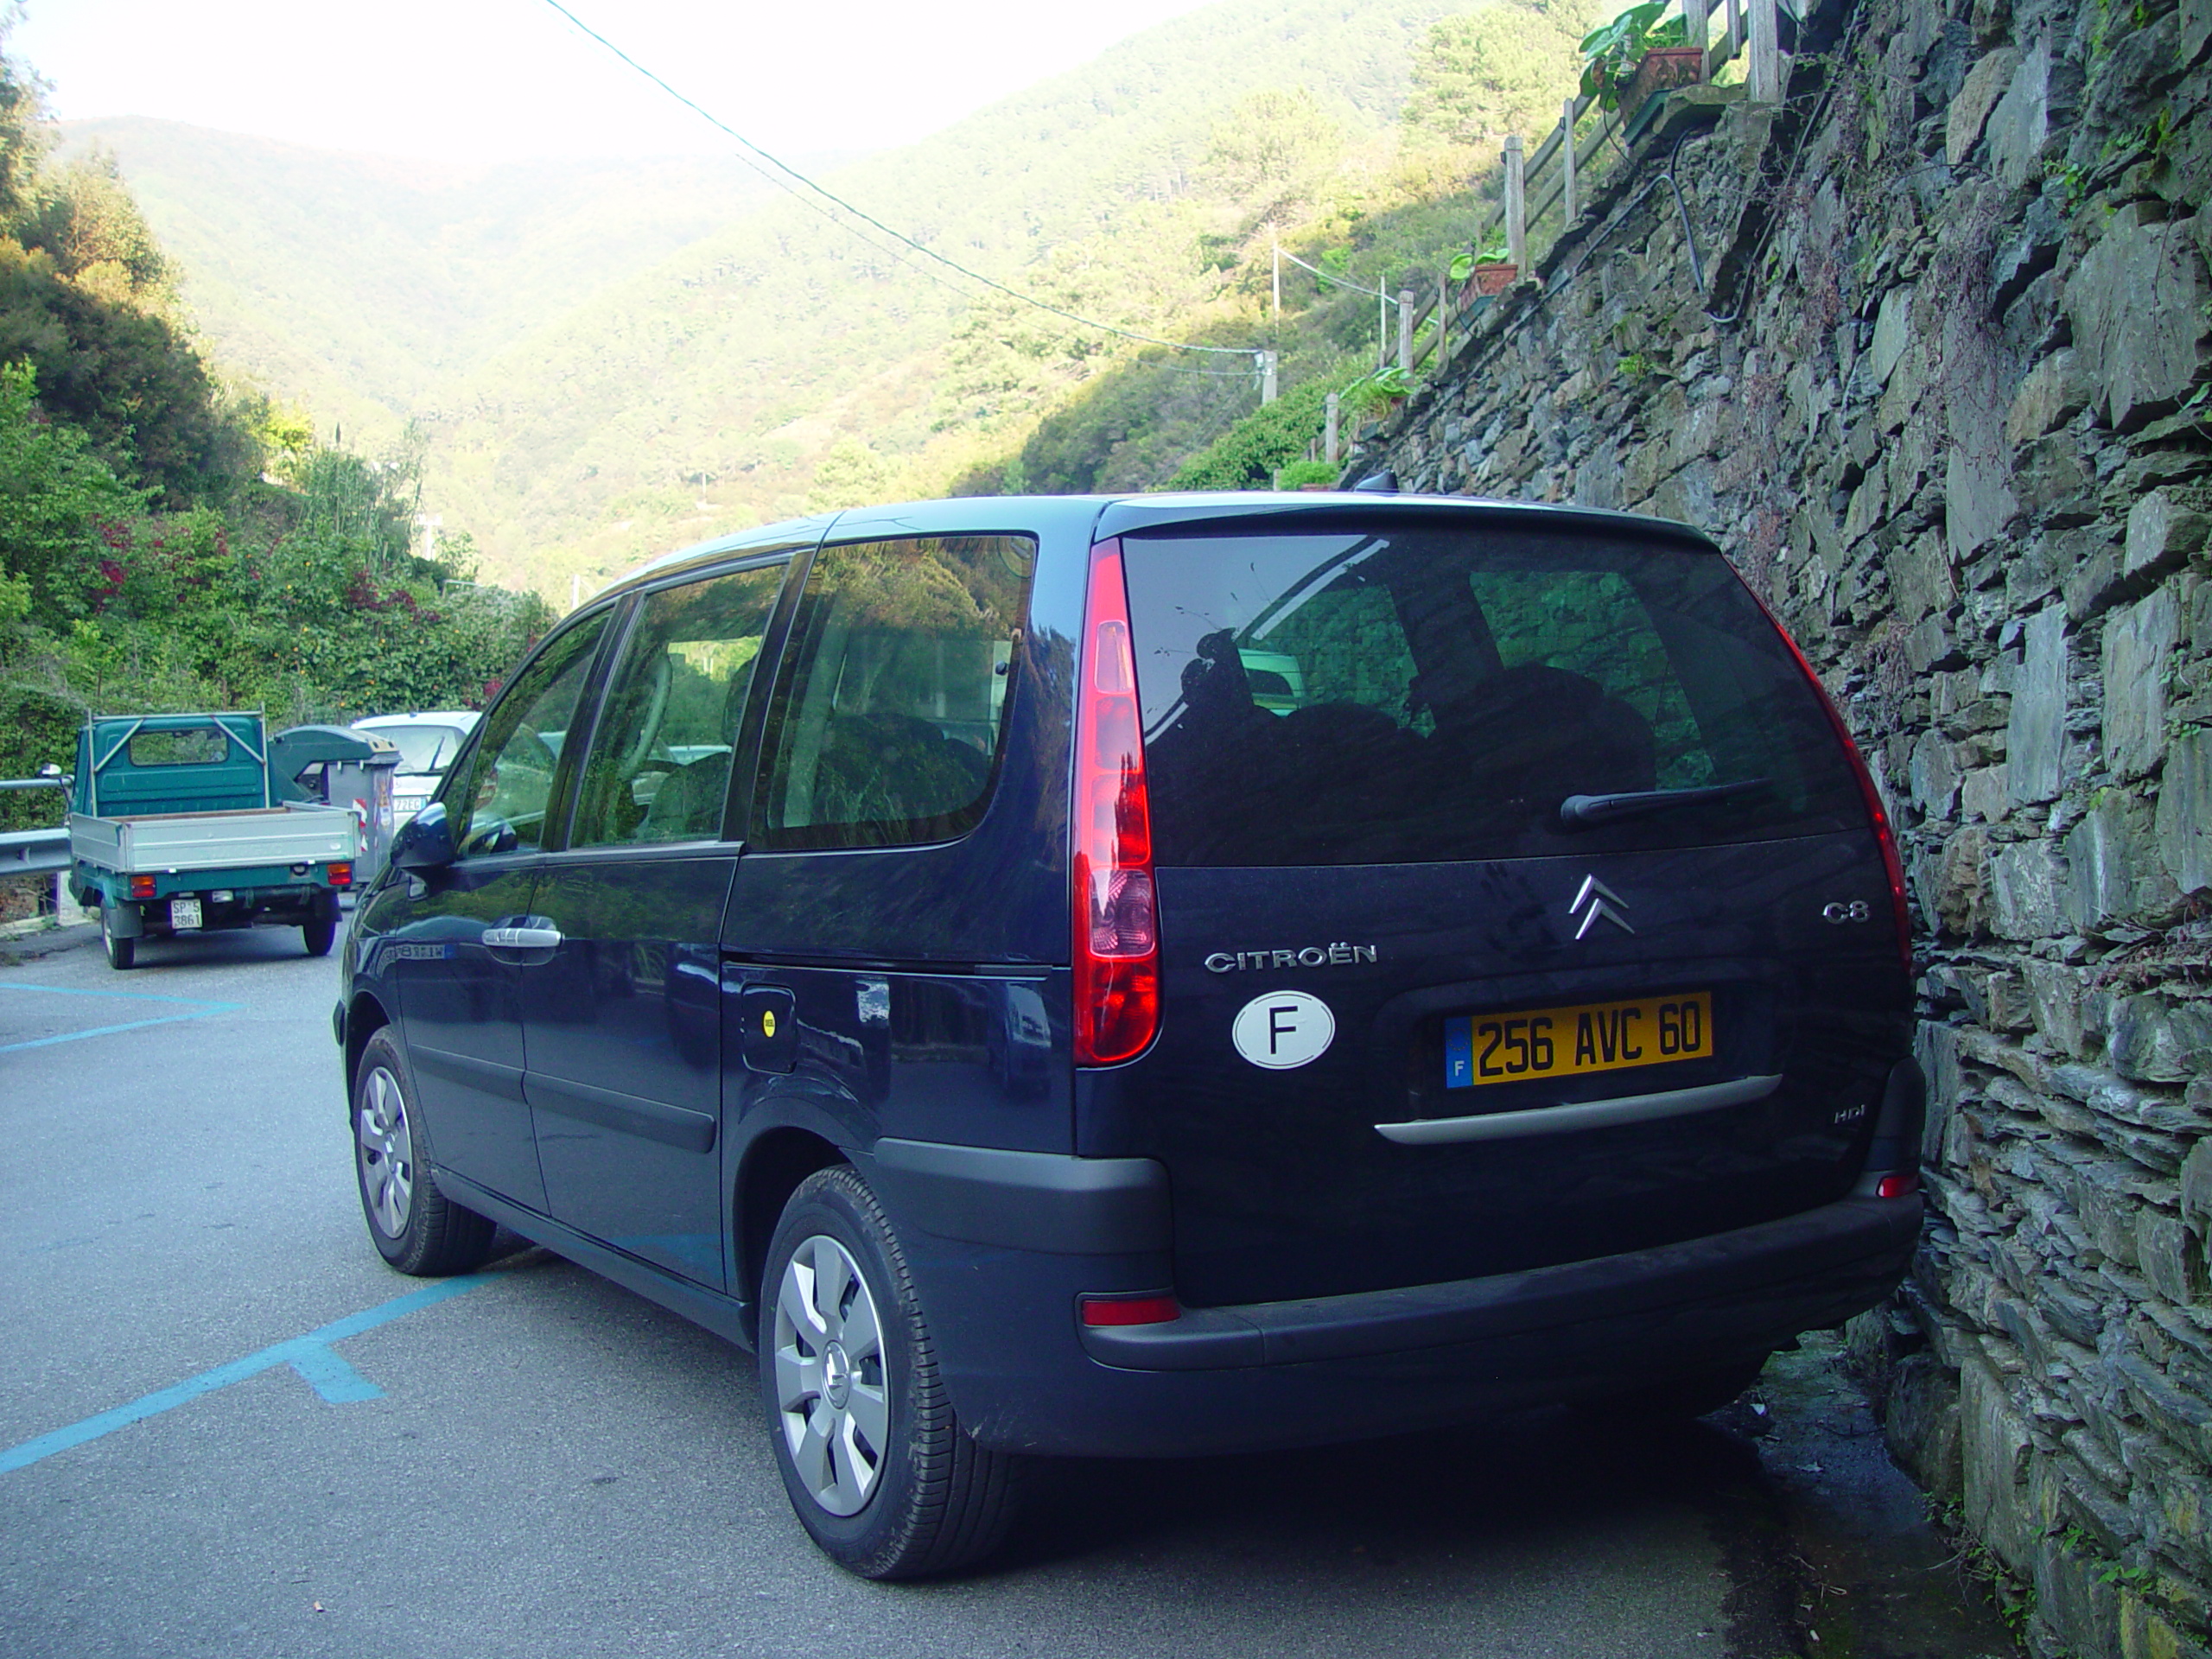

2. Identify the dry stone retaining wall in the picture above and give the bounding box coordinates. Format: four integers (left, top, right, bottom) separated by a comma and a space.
1354, 3, 2212, 1653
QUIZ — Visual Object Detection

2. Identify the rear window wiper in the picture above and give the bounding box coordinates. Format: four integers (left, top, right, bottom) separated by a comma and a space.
1559, 778, 1772, 830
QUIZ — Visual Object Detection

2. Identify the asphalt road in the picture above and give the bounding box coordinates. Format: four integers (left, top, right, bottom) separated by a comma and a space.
0, 918, 2017, 1659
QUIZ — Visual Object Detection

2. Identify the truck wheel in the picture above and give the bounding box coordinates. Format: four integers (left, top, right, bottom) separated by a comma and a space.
353, 1029, 495, 1276
100, 905, 135, 970
760, 1166, 1023, 1579
303, 916, 337, 957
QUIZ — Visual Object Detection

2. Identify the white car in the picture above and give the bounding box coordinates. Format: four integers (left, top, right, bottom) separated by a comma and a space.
351, 711, 480, 824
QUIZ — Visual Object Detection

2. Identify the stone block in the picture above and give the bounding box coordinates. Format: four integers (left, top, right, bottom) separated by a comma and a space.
2066, 216, 2212, 433
1987, 970, 2037, 1033
2067, 538, 2129, 622
2183, 1135, 2212, 1233
1991, 191, 2066, 313
2189, 0, 2212, 64
2158, 728, 2212, 898
1932, 825, 1990, 934
2137, 1209, 2209, 1305
2118, 1592, 2212, 1659
1912, 728, 1963, 819
2026, 958, 2088, 1057
1871, 284, 1916, 385
2068, 798, 2183, 931
2126, 492, 2210, 585
2009, 605, 2069, 804
2013, 431, 2098, 526
1887, 1352, 1966, 1502
1904, 612, 1966, 675
2006, 348, 2091, 448
1992, 842, 2069, 938
2103, 588, 2183, 780
1963, 764, 2011, 822
1947, 48, 2020, 165
1962, 1352, 2038, 1573
1986, 42, 2053, 192
2111, 995, 2212, 1085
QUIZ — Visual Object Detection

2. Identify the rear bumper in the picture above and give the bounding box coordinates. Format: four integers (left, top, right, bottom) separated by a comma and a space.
863, 1138, 1921, 1458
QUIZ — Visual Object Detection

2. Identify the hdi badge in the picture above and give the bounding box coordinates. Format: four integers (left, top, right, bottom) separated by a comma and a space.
1231, 990, 1336, 1070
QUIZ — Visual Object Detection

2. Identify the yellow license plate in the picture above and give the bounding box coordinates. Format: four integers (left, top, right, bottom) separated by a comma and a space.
1444, 992, 1712, 1089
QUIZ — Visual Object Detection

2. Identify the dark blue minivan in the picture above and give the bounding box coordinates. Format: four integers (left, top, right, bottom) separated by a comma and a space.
336, 493, 1923, 1577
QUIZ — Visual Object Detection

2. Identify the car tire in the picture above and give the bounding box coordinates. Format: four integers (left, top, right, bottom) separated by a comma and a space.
1580, 1354, 1770, 1423
302, 915, 337, 957
100, 904, 135, 970
353, 1028, 496, 1276
760, 1165, 1023, 1579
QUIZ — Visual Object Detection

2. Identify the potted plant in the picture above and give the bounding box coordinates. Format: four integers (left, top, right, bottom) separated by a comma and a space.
1344, 365, 1415, 420
1580, 3, 1700, 126
1451, 232, 1516, 301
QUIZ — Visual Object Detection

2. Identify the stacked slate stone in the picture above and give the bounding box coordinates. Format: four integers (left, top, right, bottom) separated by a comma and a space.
1361, 2, 2212, 1654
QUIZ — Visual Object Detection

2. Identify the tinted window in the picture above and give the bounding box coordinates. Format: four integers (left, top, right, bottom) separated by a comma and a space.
570, 563, 786, 848
1121, 524, 1864, 866
753, 535, 1034, 850
447, 613, 607, 857
368, 725, 469, 774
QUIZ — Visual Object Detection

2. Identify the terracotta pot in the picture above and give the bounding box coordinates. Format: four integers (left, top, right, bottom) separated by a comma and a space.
1620, 44, 1706, 122
1461, 261, 1517, 302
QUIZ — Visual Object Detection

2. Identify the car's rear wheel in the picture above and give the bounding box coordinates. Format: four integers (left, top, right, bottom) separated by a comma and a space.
100, 904, 134, 970
302, 915, 337, 957
760, 1166, 1022, 1579
353, 1028, 495, 1275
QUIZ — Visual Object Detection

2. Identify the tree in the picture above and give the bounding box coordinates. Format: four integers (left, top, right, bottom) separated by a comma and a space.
1201, 89, 1345, 201
1401, 1, 1605, 150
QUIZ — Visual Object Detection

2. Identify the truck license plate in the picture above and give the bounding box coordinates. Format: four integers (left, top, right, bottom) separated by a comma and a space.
169, 898, 202, 931
1444, 992, 1712, 1088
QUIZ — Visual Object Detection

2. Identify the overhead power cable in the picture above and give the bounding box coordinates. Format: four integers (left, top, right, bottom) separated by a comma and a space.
538, 0, 1260, 359
1276, 246, 1402, 305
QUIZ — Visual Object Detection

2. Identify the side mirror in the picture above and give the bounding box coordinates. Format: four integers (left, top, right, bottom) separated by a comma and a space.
391, 801, 457, 872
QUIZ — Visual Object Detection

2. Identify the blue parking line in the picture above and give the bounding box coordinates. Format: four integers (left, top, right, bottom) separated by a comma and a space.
0, 1275, 494, 1475
0, 981, 244, 1054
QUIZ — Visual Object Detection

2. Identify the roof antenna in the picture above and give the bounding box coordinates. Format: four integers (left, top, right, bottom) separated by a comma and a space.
1352, 469, 1400, 493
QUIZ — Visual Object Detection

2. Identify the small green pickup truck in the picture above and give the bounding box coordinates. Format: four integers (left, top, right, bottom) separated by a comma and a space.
67, 712, 361, 969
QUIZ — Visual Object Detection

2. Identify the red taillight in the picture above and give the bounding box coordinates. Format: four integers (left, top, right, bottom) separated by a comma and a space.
1072, 540, 1160, 1065
327, 861, 353, 888
129, 874, 156, 899
1756, 594, 1914, 976
1080, 1294, 1180, 1327
1877, 1172, 1920, 1200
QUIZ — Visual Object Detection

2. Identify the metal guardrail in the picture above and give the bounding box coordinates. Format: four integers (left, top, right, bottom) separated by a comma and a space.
1, 778, 69, 878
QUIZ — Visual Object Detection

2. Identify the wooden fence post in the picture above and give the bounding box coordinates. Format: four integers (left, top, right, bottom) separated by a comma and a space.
1726, 0, 1743, 57
1685, 0, 1709, 67
1749, 0, 1781, 103
1396, 289, 1414, 373
1436, 268, 1451, 363
1503, 134, 1527, 276
1325, 392, 1340, 464
1561, 98, 1579, 223
1260, 350, 1278, 405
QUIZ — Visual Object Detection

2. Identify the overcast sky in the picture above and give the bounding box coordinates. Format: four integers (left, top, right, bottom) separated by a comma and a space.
12, 0, 1224, 164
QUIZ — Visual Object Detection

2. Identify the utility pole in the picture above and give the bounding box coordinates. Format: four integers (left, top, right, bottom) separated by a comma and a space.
1259, 350, 1279, 405
1325, 392, 1341, 465
1271, 236, 1281, 319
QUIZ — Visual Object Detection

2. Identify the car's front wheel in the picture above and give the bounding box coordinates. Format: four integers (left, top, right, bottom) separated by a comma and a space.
353, 1028, 495, 1276
760, 1166, 1022, 1579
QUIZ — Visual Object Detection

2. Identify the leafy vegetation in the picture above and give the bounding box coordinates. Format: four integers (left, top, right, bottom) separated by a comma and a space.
0, 29, 548, 821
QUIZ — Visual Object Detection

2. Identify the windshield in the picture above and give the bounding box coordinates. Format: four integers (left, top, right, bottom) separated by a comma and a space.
365, 724, 468, 775
1120, 523, 1866, 866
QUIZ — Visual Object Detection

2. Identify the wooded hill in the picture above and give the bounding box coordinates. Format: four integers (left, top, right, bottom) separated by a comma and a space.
65, 0, 1604, 601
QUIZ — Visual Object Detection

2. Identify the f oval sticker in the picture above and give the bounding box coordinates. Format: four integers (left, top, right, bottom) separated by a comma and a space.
1232, 990, 1336, 1070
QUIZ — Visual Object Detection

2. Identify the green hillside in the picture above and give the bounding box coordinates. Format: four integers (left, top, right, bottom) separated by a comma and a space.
60, 0, 1599, 602
60, 118, 797, 444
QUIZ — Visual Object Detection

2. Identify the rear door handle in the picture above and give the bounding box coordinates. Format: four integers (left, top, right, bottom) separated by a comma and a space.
482, 925, 563, 950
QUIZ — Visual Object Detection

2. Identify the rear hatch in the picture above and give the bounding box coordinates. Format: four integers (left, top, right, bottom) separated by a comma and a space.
1095, 510, 1910, 1309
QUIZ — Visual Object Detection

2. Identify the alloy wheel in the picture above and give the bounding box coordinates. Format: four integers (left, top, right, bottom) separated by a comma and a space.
356, 1065, 416, 1238
772, 1233, 890, 1517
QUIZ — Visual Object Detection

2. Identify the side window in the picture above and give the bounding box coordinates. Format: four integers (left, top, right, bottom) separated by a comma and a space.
447, 613, 608, 856
753, 535, 1035, 851
569, 563, 786, 849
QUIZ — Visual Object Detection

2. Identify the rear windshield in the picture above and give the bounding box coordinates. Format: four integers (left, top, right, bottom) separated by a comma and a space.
1120, 523, 1866, 866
